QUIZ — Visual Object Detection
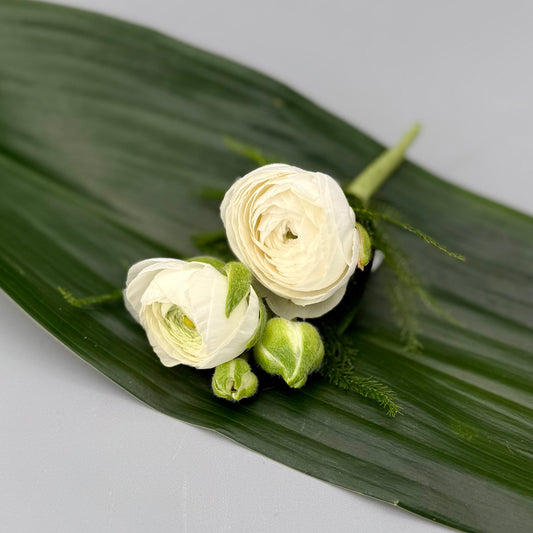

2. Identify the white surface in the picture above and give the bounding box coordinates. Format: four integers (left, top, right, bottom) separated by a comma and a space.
2, 1, 532, 531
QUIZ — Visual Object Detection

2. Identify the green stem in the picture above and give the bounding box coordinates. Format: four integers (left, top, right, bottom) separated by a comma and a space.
346, 123, 421, 204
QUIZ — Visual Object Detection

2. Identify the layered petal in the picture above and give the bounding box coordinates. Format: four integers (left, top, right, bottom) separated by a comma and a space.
221, 164, 359, 317
124, 259, 261, 369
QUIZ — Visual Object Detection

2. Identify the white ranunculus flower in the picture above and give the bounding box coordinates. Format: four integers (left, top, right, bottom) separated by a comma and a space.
220, 163, 360, 319
124, 258, 261, 369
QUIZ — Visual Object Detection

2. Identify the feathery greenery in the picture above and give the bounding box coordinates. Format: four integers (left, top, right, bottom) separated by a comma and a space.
387, 280, 423, 353
370, 222, 460, 348
345, 193, 462, 349
320, 327, 402, 417
58, 287, 123, 308
354, 206, 465, 261
198, 138, 281, 200
224, 137, 281, 167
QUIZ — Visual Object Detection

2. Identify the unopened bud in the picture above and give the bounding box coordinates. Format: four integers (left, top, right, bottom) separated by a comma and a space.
212, 358, 258, 401
356, 222, 372, 269
253, 318, 324, 388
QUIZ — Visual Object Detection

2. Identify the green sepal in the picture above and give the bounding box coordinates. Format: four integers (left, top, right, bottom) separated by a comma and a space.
356, 223, 372, 268
224, 261, 252, 317
245, 298, 267, 349
187, 255, 226, 274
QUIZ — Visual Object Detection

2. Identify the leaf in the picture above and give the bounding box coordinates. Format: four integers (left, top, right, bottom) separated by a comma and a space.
0, 3, 532, 532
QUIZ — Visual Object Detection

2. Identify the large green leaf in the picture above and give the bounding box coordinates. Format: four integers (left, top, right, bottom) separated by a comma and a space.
1, 2, 532, 531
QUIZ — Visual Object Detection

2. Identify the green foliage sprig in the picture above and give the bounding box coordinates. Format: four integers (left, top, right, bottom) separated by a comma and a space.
198, 140, 278, 201
353, 206, 465, 261
58, 287, 123, 307
320, 327, 402, 417
224, 137, 281, 166
348, 195, 463, 350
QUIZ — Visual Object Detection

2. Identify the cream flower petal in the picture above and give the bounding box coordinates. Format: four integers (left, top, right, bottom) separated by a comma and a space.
258, 283, 347, 320
124, 258, 189, 321
124, 259, 260, 369
221, 164, 359, 318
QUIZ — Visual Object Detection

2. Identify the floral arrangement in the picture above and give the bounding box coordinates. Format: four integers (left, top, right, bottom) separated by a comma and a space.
3, 4, 531, 530
106, 124, 463, 413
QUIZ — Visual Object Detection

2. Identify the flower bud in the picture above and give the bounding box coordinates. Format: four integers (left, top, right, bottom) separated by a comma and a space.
212, 358, 259, 401
356, 223, 372, 269
253, 318, 324, 388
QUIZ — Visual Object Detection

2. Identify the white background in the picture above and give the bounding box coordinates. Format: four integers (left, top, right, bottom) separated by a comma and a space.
2, 1, 532, 531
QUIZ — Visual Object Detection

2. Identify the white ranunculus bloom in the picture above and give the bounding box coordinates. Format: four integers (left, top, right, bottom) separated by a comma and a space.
220, 163, 360, 319
124, 258, 261, 369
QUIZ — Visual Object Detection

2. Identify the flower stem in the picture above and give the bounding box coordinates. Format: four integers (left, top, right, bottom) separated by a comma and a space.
346, 123, 421, 204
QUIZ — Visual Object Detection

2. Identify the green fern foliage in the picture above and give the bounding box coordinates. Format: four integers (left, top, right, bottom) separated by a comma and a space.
353, 206, 464, 261
224, 137, 280, 167
58, 287, 123, 308
321, 327, 402, 417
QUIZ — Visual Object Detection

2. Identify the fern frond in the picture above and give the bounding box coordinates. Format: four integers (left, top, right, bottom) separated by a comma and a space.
340, 376, 402, 418
371, 225, 458, 325
58, 287, 123, 308
322, 362, 402, 418
353, 206, 464, 261
224, 137, 280, 166
388, 281, 423, 353
320, 327, 402, 417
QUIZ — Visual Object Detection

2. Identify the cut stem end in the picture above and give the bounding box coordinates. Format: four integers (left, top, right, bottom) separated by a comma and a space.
346, 123, 421, 204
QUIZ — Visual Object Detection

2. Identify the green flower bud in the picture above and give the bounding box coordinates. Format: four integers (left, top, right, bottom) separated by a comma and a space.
356, 222, 372, 269
212, 358, 258, 401
253, 318, 324, 388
